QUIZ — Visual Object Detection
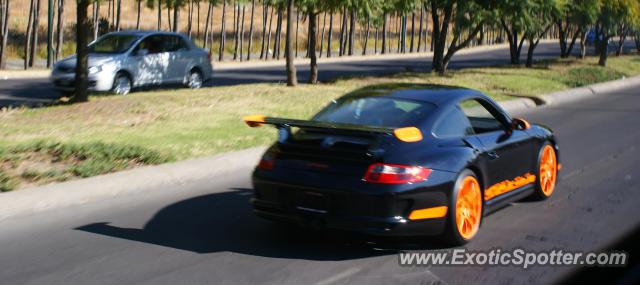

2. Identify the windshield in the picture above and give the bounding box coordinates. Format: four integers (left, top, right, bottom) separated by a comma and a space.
88, 34, 141, 54
312, 97, 435, 128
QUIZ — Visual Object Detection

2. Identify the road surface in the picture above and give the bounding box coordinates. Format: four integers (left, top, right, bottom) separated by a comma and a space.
0, 83, 639, 284
1, 41, 634, 108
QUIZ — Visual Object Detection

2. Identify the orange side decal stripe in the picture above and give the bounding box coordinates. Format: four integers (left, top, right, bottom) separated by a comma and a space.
484, 173, 536, 201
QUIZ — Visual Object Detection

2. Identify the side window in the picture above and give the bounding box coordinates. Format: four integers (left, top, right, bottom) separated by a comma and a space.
459, 99, 505, 134
135, 36, 164, 54
433, 107, 474, 138
164, 36, 189, 52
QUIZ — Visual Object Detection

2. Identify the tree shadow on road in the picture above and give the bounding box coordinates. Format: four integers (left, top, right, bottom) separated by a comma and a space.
76, 188, 449, 261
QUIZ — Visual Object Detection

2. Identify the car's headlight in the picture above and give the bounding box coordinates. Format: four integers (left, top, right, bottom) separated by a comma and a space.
88, 65, 102, 74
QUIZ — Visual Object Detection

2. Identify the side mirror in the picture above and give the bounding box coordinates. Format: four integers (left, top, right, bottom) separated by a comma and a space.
135, 48, 149, 56
511, 117, 531, 131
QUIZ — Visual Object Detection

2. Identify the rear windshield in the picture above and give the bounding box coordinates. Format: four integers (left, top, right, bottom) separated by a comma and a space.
88, 34, 141, 54
312, 97, 435, 128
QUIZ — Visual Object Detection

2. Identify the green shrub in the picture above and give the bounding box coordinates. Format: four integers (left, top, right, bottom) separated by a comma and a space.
3, 141, 172, 190
0, 171, 16, 192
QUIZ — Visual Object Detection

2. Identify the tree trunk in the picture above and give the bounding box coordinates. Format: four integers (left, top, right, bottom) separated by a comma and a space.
29, 0, 41, 68
173, 0, 179, 32
285, 0, 296, 86
327, 12, 333, 57
362, 19, 370, 55
319, 12, 326, 58
526, 37, 535, 67
275, 7, 283, 59
136, 0, 142, 30
157, 0, 162, 30
295, 12, 299, 58
308, 10, 317, 84
219, 0, 227, 61
273, 7, 281, 59
409, 13, 415, 52
417, 7, 423, 52
187, 0, 193, 37
25, 0, 35, 70
247, 0, 255, 60
115, 0, 121, 31
616, 28, 628, 56
0, 0, 9, 69
93, 0, 99, 39
381, 12, 387, 54
260, 5, 270, 59
167, 3, 172, 31
265, 6, 274, 60
579, 30, 587, 59
232, 2, 238, 59
598, 35, 608, 66
501, 19, 524, 65
107, 0, 112, 28
239, 5, 245, 61
339, 9, 346, 56
56, 0, 64, 61
203, 0, 213, 49
75, 0, 90, 103
347, 9, 355, 56
374, 26, 378, 54
557, 20, 568, 57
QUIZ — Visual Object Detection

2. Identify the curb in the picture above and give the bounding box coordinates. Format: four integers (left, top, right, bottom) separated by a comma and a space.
496, 75, 640, 115
0, 146, 266, 221
539, 75, 640, 106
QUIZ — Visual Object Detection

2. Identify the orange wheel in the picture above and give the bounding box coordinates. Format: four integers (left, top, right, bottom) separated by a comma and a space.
455, 176, 483, 240
539, 145, 557, 197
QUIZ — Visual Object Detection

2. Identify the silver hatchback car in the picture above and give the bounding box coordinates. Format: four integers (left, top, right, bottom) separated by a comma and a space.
51, 31, 213, 95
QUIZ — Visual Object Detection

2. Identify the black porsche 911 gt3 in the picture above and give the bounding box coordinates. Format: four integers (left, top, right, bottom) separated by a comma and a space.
243, 84, 560, 245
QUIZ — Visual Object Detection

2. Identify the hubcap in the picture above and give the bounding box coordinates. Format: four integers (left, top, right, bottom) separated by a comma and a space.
455, 176, 482, 240
114, 75, 131, 95
539, 145, 557, 197
188, 71, 203, 89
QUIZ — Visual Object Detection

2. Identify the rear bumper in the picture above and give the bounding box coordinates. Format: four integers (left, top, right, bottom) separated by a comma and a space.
251, 171, 455, 237
252, 198, 447, 236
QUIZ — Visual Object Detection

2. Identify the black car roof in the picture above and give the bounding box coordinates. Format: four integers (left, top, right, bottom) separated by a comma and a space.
384, 87, 488, 106
342, 84, 489, 106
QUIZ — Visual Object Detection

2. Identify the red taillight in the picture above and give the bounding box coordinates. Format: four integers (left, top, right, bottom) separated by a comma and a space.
257, 153, 275, 170
207, 51, 212, 61
363, 163, 431, 184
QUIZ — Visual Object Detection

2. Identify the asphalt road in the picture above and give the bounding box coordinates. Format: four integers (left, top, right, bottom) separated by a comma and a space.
0, 83, 639, 284
2, 41, 633, 108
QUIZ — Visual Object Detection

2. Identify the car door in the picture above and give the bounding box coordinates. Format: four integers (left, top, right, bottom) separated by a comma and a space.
131, 35, 170, 86
459, 99, 535, 200
163, 35, 191, 83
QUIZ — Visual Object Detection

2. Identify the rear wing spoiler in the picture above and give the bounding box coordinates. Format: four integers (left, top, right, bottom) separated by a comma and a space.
243, 114, 423, 142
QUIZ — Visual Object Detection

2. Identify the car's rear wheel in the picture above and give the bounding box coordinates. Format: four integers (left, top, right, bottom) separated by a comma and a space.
112, 72, 132, 95
531, 142, 558, 200
186, 69, 203, 89
442, 169, 483, 245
